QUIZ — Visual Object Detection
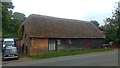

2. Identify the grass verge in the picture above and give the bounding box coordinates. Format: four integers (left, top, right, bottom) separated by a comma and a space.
28, 49, 113, 59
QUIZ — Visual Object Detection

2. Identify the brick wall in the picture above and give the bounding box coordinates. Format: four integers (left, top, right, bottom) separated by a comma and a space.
16, 40, 22, 54
90, 39, 104, 49
29, 38, 48, 55
22, 31, 27, 54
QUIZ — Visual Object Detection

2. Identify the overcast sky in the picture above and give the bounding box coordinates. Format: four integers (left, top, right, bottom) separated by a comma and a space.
12, 0, 119, 26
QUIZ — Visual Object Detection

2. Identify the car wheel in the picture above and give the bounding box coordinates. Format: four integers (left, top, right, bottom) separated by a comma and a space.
16, 58, 19, 60
16, 56, 19, 60
2, 57, 5, 61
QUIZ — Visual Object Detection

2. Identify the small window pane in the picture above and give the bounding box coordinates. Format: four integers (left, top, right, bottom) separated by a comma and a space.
31, 39, 33, 46
65, 39, 72, 44
58, 40, 61, 44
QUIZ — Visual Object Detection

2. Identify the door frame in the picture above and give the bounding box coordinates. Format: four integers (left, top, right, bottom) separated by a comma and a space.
48, 39, 57, 52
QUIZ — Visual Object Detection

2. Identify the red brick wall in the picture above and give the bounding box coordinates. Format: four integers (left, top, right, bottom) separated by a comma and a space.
29, 38, 48, 55
16, 40, 21, 53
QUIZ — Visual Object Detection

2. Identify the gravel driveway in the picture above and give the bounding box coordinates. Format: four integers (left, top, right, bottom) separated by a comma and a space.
2, 56, 34, 64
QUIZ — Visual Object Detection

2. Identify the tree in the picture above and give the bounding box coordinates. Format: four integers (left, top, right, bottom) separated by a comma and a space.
13, 12, 26, 21
2, 2, 26, 38
2, 2, 14, 38
101, 24, 118, 43
12, 12, 26, 38
0, 2, 2, 37
101, 1, 120, 43
90, 20, 100, 27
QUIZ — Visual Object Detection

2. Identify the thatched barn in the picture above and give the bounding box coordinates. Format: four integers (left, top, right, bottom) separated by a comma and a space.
21, 14, 105, 55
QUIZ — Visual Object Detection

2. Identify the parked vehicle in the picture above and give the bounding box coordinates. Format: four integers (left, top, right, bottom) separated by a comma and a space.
4, 44, 16, 48
108, 42, 114, 47
2, 47, 19, 61
3, 38, 15, 48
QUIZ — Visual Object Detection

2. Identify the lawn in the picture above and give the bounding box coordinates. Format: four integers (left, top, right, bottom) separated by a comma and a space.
28, 49, 113, 59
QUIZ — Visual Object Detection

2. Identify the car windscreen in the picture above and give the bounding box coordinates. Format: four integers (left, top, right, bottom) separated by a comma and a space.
5, 44, 15, 48
5, 49, 17, 54
3, 41, 14, 45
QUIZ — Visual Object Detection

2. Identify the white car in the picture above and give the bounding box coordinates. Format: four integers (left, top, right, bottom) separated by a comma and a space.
3, 38, 15, 48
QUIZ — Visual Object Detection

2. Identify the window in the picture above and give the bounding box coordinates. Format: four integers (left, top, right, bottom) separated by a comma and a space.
5, 49, 17, 54
3, 41, 14, 45
31, 39, 34, 46
49, 40, 56, 51
69, 39, 72, 44
57, 40, 61, 45
65, 40, 69, 43
65, 39, 72, 44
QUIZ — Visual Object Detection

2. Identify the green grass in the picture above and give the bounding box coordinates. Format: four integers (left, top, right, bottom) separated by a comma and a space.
28, 49, 113, 59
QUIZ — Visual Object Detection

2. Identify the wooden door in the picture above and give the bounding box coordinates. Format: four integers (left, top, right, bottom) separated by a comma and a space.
85, 39, 90, 50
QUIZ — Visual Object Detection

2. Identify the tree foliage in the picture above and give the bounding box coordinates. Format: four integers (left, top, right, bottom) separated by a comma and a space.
2, 2, 14, 38
2, 2, 26, 38
101, 1, 120, 43
90, 20, 100, 27
13, 12, 26, 21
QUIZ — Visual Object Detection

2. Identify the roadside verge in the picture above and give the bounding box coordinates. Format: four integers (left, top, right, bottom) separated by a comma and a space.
28, 49, 114, 59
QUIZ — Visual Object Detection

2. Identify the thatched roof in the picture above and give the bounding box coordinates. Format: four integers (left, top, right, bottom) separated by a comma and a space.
23, 14, 105, 38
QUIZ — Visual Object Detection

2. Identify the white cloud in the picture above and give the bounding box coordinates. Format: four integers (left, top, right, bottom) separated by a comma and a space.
12, 0, 120, 25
